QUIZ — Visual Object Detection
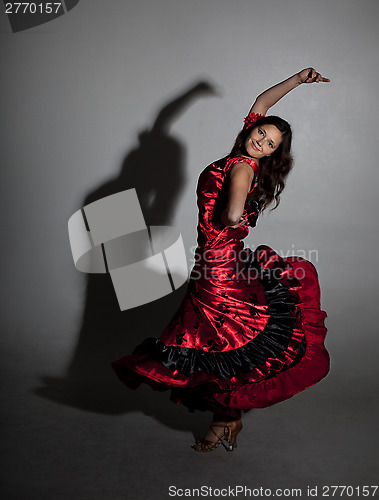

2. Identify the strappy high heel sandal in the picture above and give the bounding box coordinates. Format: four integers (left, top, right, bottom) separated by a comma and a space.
191, 420, 243, 452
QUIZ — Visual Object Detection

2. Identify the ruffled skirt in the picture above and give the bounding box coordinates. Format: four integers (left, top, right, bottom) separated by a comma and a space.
111, 245, 329, 418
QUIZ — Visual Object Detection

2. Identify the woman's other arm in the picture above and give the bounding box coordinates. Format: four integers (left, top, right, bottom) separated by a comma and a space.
220, 163, 254, 228
249, 67, 330, 116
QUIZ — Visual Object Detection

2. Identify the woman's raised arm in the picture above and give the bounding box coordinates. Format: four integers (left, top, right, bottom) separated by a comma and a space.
250, 67, 330, 116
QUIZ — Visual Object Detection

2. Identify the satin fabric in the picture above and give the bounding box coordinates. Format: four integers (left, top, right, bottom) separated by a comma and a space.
112, 114, 329, 416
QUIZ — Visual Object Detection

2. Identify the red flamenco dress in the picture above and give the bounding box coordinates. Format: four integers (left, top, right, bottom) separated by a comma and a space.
111, 113, 330, 420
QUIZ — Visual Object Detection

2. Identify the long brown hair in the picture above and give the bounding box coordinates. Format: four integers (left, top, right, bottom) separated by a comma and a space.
230, 116, 293, 212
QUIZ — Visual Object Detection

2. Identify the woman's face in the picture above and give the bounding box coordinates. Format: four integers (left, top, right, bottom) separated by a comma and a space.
245, 124, 283, 161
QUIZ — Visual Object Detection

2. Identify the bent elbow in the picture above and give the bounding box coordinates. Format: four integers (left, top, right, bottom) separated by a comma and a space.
220, 209, 242, 227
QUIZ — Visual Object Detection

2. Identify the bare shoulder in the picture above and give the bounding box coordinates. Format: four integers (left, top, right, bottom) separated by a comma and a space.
230, 160, 257, 177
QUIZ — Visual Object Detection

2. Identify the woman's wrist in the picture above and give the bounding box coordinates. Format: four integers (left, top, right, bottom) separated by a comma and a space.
293, 72, 303, 86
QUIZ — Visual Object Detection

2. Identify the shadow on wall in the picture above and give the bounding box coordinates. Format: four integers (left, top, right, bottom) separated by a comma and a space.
34, 81, 218, 432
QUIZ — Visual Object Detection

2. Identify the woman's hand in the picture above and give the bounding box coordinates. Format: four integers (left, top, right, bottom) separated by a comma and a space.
298, 67, 330, 84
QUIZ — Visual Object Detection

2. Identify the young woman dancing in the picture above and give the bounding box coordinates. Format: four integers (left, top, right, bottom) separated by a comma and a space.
112, 67, 331, 452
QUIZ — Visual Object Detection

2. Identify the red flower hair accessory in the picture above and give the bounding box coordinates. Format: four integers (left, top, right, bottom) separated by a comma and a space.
243, 112, 264, 130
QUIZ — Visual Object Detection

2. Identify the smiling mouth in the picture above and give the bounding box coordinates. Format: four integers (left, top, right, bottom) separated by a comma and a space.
252, 141, 261, 152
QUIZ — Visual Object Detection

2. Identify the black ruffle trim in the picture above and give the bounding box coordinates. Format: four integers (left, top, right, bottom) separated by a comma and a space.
133, 259, 307, 380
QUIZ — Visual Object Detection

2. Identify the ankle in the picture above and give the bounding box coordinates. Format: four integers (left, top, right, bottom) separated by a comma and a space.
212, 410, 242, 423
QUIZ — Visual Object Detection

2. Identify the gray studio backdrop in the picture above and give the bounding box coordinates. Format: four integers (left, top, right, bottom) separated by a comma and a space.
1, 1, 378, 499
